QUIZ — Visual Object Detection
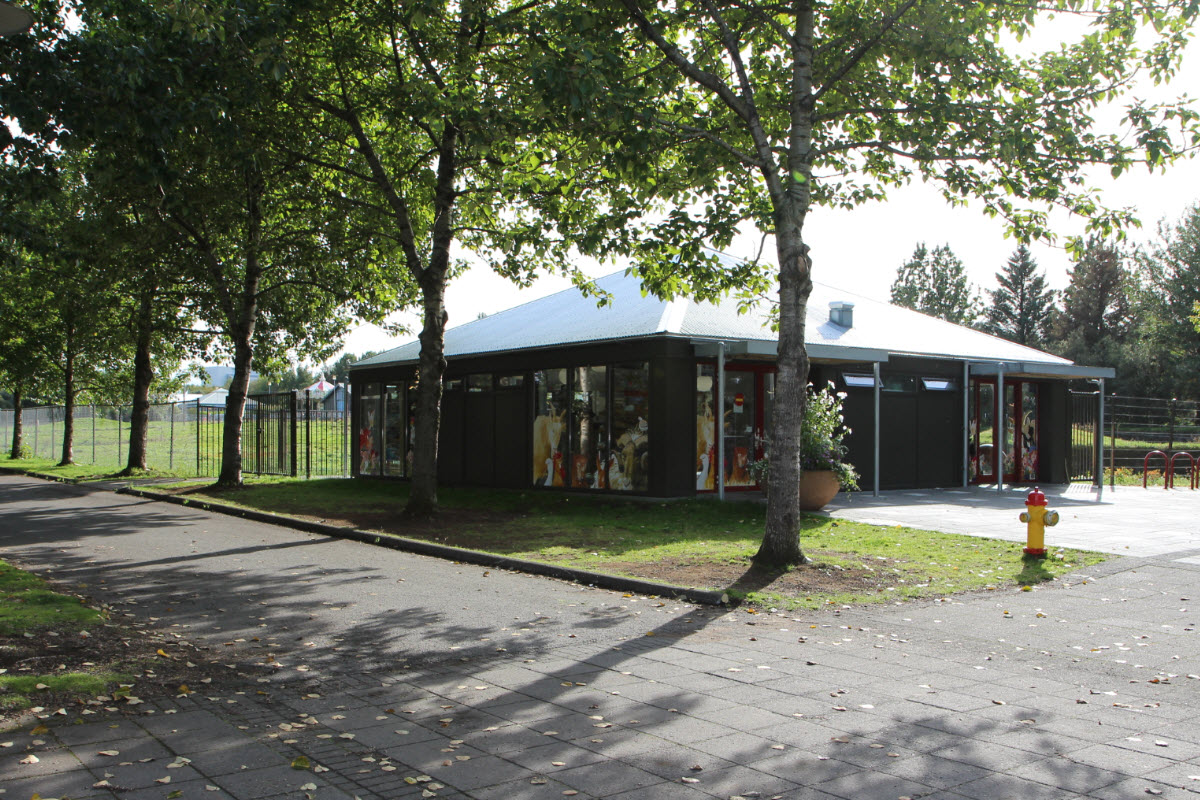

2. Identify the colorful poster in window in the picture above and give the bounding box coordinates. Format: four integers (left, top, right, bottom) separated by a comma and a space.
570, 366, 607, 488
612, 363, 649, 491
357, 383, 381, 476
1021, 383, 1039, 481
532, 369, 567, 486
696, 366, 716, 490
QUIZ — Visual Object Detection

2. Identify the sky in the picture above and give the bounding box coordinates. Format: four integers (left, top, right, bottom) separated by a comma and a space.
326, 17, 1200, 361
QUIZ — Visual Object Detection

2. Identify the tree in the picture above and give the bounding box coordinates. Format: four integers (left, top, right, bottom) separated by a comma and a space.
46, 1, 410, 486
1138, 204, 1200, 399
983, 245, 1055, 347
280, 1, 626, 516
1049, 238, 1134, 385
599, 0, 1198, 567
891, 243, 980, 325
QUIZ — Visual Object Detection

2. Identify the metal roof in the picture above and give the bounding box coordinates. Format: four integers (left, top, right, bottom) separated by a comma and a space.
352, 265, 1108, 378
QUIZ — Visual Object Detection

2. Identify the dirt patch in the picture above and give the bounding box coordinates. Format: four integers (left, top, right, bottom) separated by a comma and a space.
281, 506, 893, 600
1, 599, 254, 731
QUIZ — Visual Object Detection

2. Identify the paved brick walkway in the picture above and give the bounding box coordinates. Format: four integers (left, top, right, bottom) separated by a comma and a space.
4, 476, 1200, 799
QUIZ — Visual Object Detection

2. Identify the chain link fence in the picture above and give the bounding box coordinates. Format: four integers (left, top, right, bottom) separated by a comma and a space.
0, 390, 350, 478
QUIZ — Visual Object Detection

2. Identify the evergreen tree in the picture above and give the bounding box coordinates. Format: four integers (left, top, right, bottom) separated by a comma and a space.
1134, 205, 1200, 399
890, 244, 979, 325
983, 245, 1056, 347
1050, 238, 1141, 394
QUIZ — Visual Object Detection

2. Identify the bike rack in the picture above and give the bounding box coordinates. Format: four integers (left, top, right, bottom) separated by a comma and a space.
1144, 450, 1168, 489
1169, 452, 1196, 489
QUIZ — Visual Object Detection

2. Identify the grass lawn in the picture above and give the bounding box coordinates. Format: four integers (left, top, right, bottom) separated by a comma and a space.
0, 559, 128, 716
177, 476, 1107, 611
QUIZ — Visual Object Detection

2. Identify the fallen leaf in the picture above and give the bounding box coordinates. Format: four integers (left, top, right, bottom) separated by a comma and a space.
155, 776, 172, 784
19, 754, 39, 764
291, 756, 311, 770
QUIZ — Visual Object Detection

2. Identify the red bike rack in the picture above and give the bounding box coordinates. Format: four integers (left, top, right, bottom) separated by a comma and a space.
1144, 450, 1168, 489
1169, 452, 1196, 489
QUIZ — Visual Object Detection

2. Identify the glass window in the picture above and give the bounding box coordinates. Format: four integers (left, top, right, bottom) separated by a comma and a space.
723, 370, 756, 486
883, 375, 916, 393
498, 374, 525, 388
570, 366, 608, 488
467, 374, 492, 393
532, 369, 568, 486
696, 365, 716, 491
843, 372, 877, 389
357, 383, 382, 476
444, 378, 464, 391
384, 385, 406, 476
612, 363, 650, 491
1020, 383, 1039, 481
921, 377, 957, 391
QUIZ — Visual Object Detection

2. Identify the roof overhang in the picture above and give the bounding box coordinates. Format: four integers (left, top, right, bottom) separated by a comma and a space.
0, 1, 32, 36
691, 339, 890, 364
969, 361, 1115, 380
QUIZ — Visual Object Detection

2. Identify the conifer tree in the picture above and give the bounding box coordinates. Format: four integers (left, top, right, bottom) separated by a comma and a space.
984, 245, 1056, 347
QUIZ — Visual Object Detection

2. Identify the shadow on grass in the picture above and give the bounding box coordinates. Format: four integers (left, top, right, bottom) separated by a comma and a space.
1015, 553, 1055, 586
722, 564, 790, 605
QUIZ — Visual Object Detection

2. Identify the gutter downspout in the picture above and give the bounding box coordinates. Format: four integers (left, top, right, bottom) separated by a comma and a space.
997, 364, 1005, 494
962, 361, 970, 488
717, 342, 726, 501
873, 361, 881, 497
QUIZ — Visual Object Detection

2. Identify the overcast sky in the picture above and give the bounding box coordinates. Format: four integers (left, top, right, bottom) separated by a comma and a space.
334, 20, 1200, 359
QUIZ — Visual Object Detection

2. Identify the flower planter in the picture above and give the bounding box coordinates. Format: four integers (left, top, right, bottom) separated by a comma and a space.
757, 469, 842, 511
798, 469, 841, 511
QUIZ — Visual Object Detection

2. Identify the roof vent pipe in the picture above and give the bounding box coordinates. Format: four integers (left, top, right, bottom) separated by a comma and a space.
829, 301, 854, 328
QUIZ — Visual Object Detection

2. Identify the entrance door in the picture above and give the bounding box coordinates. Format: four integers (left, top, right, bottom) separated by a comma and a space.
970, 378, 1040, 483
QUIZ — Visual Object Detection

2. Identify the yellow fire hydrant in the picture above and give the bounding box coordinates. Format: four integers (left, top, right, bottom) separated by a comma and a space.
1019, 486, 1058, 557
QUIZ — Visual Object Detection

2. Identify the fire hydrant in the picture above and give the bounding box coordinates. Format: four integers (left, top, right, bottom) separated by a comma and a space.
1019, 487, 1059, 557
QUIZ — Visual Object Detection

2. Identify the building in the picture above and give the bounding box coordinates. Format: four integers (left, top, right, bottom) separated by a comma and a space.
349, 263, 1112, 496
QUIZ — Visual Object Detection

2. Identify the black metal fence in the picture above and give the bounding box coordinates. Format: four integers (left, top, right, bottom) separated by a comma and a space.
0, 389, 350, 479
1072, 392, 1200, 481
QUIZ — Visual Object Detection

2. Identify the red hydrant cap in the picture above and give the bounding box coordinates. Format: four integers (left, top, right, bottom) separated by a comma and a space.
1026, 487, 1047, 507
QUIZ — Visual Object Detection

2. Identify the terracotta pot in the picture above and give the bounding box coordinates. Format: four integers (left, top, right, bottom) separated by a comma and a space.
797, 469, 841, 511
757, 469, 842, 511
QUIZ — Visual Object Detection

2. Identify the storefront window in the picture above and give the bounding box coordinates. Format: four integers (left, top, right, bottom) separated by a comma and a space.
1020, 383, 1039, 481
468, 374, 492, 393
723, 370, 756, 486
696, 365, 716, 491
532, 369, 568, 486
612, 363, 650, 491
570, 366, 608, 488
357, 383, 382, 476
384, 385, 406, 477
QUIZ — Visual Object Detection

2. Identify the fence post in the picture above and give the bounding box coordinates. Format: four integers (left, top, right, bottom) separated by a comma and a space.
290, 390, 298, 477
117, 406, 123, 467
1110, 418, 1117, 489
169, 402, 175, 470
196, 399, 201, 476
34, 409, 38, 459
305, 389, 312, 479
1169, 397, 1178, 452
91, 405, 96, 465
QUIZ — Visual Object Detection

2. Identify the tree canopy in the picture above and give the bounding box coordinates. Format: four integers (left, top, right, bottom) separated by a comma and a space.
983, 245, 1055, 347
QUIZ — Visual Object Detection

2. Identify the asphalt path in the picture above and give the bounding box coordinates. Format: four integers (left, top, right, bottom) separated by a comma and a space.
0, 474, 719, 677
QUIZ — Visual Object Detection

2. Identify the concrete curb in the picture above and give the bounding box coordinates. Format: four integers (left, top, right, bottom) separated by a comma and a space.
113, 484, 729, 607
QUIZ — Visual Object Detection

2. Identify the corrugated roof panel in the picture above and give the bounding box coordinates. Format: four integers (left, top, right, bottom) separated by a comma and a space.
353, 267, 1074, 369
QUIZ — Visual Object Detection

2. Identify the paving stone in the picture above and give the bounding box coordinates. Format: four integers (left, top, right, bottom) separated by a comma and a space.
211, 764, 338, 799
549, 760, 666, 796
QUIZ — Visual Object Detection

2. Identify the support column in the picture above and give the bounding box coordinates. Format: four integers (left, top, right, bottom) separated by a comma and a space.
962, 362, 970, 488
996, 366, 1005, 493
717, 342, 726, 501
1097, 379, 1106, 501
873, 361, 881, 497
